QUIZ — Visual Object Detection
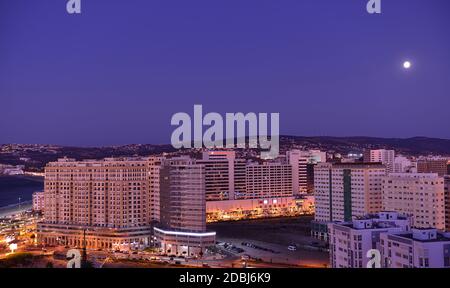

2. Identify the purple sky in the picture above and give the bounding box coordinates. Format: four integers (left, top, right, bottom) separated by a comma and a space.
1, 0, 449, 146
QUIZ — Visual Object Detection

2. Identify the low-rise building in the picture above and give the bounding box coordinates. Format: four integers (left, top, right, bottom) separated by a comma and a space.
380, 228, 450, 268
206, 195, 314, 222
328, 212, 411, 268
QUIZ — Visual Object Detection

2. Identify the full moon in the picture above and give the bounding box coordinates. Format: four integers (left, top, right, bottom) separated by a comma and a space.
403, 61, 412, 69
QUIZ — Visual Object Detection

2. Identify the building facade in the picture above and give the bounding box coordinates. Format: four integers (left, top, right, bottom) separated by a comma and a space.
37, 157, 154, 250
155, 157, 215, 256
287, 150, 326, 195
382, 173, 445, 230
245, 162, 293, 199
444, 176, 450, 231
417, 157, 449, 176
32, 191, 45, 212
328, 212, 411, 268
198, 151, 246, 201
393, 155, 415, 173
312, 162, 386, 240
380, 228, 450, 268
364, 149, 395, 174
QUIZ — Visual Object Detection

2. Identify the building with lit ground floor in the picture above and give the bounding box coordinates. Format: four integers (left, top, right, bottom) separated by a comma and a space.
37, 223, 153, 250
37, 157, 156, 251
153, 227, 216, 256
154, 157, 216, 257
206, 196, 314, 222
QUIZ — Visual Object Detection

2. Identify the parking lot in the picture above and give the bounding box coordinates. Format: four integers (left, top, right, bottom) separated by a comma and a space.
209, 216, 329, 267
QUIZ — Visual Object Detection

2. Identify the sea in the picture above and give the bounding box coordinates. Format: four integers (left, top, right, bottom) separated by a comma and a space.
0, 175, 44, 216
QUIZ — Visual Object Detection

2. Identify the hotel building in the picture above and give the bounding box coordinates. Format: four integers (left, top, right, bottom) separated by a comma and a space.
382, 173, 445, 230
328, 212, 411, 268
154, 157, 215, 256
312, 162, 386, 240
37, 157, 154, 250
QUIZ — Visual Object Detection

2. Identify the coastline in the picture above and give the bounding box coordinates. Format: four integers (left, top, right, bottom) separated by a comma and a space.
0, 174, 44, 182
0, 201, 32, 218
0, 174, 44, 211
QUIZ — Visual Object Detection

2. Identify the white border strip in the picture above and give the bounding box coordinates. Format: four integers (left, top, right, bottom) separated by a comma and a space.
154, 227, 216, 237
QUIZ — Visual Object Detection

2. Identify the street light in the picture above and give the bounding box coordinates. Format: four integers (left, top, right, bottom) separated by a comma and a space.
9, 243, 18, 253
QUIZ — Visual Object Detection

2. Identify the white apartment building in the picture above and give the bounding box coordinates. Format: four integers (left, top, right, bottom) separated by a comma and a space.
312, 162, 386, 240
382, 173, 445, 230
287, 149, 326, 195
380, 228, 450, 268
393, 155, 416, 173
32, 191, 45, 212
328, 212, 411, 268
364, 149, 395, 173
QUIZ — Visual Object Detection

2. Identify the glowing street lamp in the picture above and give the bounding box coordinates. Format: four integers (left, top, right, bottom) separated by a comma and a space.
9, 243, 18, 253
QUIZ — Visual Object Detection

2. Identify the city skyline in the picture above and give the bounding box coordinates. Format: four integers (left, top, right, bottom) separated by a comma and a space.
1, 0, 449, 146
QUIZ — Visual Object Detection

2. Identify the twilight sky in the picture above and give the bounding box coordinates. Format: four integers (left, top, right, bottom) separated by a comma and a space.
0, 0, 449, 146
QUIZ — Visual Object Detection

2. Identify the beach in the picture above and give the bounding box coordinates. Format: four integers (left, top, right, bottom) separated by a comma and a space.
0, 175, 44, 216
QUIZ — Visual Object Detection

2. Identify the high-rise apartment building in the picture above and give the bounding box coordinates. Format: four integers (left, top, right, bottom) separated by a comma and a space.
417, 157, 449, 176
364, 149, 395, 173
245, 162, 293, 199
287, 149, 326, 195
328, 212, 411, 268
312, 163, 386, 240
198, 151, 246, 201
37, 156, 214, 254
148, 156, 163, 222
382, 173, 445, 230
37, 157, 154, 250
155, 157, 215, 256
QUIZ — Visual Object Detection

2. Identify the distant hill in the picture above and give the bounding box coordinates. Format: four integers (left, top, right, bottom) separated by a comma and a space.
280, 136, 450, 156
1, 136, 449, 171
0, 144, 176, 171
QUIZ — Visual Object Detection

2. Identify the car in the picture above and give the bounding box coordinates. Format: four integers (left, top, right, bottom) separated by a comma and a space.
288, 245, 297, 251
